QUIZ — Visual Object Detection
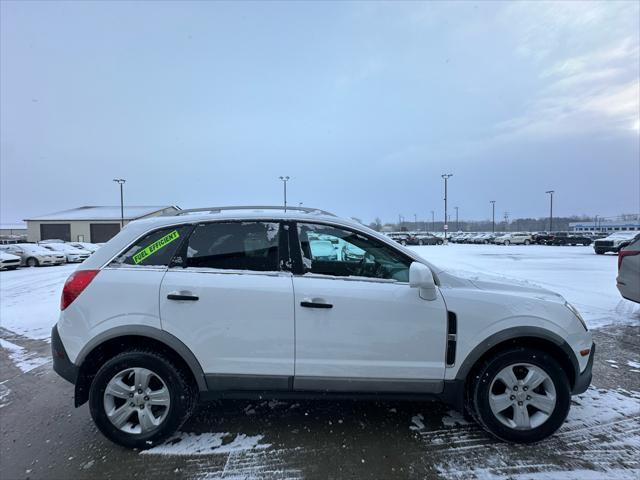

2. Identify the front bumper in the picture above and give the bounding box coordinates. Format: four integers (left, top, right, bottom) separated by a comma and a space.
51, 324, 78, 385
572, 342, 595, 395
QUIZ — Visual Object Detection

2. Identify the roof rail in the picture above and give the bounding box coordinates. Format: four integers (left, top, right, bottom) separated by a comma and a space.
173, 205, 337, 217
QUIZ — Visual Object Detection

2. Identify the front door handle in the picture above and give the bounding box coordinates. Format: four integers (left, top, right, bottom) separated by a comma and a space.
167, 292, 199, 301
300, 301, 333, 309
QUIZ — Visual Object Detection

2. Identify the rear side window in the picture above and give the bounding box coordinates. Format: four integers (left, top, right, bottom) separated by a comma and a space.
112, 226, 189, 267
185, 222, 280, 272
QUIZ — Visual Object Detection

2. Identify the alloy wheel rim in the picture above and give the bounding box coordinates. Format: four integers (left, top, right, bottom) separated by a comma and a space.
488, 363, 556, 430
103, 367, 171, 434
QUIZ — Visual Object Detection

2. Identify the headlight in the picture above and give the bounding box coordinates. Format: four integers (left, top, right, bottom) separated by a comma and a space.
565, 301, 588, 331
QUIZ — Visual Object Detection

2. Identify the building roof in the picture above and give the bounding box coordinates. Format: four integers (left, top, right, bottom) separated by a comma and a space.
24, 206, 179, 222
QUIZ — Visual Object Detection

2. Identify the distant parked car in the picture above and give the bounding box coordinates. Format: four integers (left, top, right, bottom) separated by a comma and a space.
387, 233, 414, 246
472, 233, 496, 244
40, 243, 91, 263
0, 251, 21, 270
616, 234, 640, 303
494, 233, 532, 245
68, 242, 101, 253
593, 232, 639, 255
0, 243, 58, 267
413, 233, 443, 245
532, 232, 551, 245
549, 232, 592, 246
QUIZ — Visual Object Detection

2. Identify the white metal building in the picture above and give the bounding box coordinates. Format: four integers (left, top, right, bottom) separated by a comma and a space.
24, 206, 180, 243
569, 220, 640, 233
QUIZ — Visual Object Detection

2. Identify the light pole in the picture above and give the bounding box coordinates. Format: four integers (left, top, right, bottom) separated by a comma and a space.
112, 178, 126, 228
490, 200, 496, 233
414, 213, 418, 231
279, 176, 290, 211
594, 214, 599, 232
454, 206, 459, 231
546, 190, 554, 232
441, 173, 453, 241
431, 210, 435, 232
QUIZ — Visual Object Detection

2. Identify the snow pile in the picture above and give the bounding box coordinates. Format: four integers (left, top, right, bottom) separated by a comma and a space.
0, 338, 49, 373
142, 432, 270, 456
0, 264, 75, 339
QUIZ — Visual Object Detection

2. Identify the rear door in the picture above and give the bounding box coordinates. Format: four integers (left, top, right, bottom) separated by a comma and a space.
159, 221, 295, 390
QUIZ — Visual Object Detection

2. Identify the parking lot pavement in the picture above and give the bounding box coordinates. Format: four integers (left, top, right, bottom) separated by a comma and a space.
1, 247, 639, 480
1, 324, 638, 480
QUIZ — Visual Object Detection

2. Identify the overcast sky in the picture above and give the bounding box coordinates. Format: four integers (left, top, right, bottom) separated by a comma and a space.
1, 1, 638, 225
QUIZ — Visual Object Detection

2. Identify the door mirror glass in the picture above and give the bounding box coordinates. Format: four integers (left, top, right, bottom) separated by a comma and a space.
409, 262, 435, 289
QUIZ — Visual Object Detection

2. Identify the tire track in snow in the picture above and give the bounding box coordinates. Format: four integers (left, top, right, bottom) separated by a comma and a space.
409, 387, 640, 479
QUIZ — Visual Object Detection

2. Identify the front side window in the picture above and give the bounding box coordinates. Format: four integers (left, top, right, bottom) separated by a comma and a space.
111, 225, 189, 267
297, 223, 411, 282
185, 222, 280, 272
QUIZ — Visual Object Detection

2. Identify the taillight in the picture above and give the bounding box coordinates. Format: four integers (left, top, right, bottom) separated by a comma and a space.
61, 270, 99, 310
618, 250, 640, 270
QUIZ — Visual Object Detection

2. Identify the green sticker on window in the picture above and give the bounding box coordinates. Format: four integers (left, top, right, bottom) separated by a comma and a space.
132, 230, 180, 264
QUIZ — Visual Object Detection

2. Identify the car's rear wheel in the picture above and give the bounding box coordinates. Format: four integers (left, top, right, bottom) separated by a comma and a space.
469, 347, 570, 443
89, 350, 197, 449
437, 240, 443, 245
524, 240, 531, 245
595, 249, 604, 255
504, 240, 510, 246
26, 257, 39, 267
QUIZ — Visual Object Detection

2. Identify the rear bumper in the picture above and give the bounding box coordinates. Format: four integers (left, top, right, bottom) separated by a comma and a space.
572, 342, 595, 395
51, 324, 78, 385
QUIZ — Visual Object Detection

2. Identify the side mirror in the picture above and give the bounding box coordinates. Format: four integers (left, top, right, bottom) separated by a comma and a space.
409, 262, 437, 300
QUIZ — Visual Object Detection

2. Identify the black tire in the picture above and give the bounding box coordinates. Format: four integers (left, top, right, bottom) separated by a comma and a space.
468, 347, 571, 443
524, 240, 531, 245
26, 257, 39, 267
595, 249, 604, 255
504, 240, 510, 246
437, 240, 443, 245
89, 350, 197, 449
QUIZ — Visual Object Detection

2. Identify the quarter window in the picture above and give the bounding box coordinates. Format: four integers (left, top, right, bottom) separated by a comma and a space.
185, 222, 280, 272
111, 226, 190, 267
297, 223, 411, 282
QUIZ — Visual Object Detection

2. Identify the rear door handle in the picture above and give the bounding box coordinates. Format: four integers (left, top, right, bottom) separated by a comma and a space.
300, 301, 333, 309
167, 292, 199, 301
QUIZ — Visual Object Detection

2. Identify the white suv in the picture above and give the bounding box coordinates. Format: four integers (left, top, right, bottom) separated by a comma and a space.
52, 206, 594, 448
494, 233, 533, 245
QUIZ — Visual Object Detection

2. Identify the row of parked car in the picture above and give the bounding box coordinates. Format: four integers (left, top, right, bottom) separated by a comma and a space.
386, 232, 444, 246
0, 240, 101, 270
385, 230, 639, 256
449, 231, 600, 246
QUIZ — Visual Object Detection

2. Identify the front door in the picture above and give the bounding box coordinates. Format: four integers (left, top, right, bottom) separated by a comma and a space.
291, 222, 448, 393
160, 221, 295, 390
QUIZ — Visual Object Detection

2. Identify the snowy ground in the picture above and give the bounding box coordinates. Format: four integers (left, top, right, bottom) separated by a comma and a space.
0, 245, 639, 479
409, 244, 639, 329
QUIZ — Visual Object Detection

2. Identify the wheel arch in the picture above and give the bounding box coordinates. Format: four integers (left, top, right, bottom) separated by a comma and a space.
456, 327, 579, 401
73, 326, 207, 407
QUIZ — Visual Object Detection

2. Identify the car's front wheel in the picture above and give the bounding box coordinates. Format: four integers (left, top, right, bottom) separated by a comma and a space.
26, 257, 39, 267
89, 350, 197, 449
469, 347, 570, 443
